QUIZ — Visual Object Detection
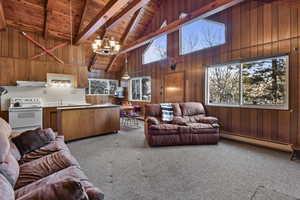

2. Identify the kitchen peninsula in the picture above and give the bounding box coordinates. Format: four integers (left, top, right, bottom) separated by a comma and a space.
57, 104, 120, 141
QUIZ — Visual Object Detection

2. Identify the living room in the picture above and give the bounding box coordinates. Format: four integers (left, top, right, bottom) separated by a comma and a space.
0, 0, 300, 199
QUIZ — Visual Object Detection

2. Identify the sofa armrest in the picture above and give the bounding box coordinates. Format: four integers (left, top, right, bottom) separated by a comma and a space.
145, 117, 160, 125
198, 116, 219, 124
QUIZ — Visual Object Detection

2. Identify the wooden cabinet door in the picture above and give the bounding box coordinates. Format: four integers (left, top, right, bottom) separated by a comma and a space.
164, 72, 185, 103
43, 107, 58, 131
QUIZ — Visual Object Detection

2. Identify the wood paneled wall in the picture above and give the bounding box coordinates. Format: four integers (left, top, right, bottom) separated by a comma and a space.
0, 27, 119, 104
125, 0, 300, 145
0, 27, 88, 87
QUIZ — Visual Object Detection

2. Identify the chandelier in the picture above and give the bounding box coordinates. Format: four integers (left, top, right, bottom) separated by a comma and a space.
92, 35, 121, 56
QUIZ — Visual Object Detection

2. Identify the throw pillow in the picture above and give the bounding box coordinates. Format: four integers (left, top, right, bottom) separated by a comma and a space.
16, 178, 89, 200
12, 129, 53, 156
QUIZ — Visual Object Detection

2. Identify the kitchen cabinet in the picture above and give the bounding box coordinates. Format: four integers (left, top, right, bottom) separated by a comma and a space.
57, 105, 120, 141
43, 107, 58, 131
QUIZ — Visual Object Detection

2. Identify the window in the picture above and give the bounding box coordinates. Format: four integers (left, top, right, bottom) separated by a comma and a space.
180, 16, 226, 55
87, 79, 118, 95
206, 55, 289, 110
143, 22, 167, 64
130, 77, 151, 101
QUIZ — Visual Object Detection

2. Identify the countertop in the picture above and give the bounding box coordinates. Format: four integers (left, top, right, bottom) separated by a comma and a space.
56, 104, 120, 111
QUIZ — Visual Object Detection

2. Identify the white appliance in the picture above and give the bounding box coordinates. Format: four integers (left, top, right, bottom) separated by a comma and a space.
9, 97, 43, 132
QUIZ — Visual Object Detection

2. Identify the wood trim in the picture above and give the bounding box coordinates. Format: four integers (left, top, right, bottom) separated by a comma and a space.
221, 131, 292, 152
75, 0, 131, 45
0, 0, 6, 31
106, 9, 142, 72
119, 0, 245, 54
43, 0, 55, 39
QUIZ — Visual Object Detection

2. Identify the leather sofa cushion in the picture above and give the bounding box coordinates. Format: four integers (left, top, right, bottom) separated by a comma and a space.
180, 102, 206, 116
0, 118, 12, 138
0, 153, 19, 187
187, 123, 219, 134
9, 140, 21, 161
0, 118, 11, 163
15, 166, 104, 200
145, 104, 161, 117
16, 178, 89, 200
12, 128, 53, 156
172, 103, 182, 116
149, 124, 179, 135
172, 116, 188, 126
0, 174, 14, 200
19, 136, 68, 164
15, 150, 79, 189
183, 115, 205, 123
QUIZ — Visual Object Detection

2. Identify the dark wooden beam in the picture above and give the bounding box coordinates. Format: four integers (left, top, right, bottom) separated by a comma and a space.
119, 0, 245, 54
44, 0, 55, 39
105, 0, 149, 30
0, 0, 6, 31
106, 9, 142, 72
75, 0, 131, 45
77, 0, 89, 36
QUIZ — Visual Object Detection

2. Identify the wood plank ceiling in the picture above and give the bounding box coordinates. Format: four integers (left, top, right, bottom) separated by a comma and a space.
2, 0, 161, 71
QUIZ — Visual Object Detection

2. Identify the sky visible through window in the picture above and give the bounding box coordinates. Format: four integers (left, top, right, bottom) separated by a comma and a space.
181, 19, 226, 55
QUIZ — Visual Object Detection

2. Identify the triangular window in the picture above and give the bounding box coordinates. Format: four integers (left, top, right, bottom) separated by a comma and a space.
142, 21, 167, 64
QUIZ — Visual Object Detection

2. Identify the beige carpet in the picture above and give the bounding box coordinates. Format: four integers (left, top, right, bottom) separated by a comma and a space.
67, 125, 300, 200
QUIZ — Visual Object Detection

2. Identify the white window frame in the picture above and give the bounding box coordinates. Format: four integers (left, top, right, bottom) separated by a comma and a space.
179, 14, 226, 55
205, 55, 289, 110
87, 78, 119, 96
129, 76, 151, 102
142, 21, 168, 65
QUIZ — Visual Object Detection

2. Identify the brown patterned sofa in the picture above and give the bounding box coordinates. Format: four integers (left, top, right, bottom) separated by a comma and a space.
0, 118, 104, 200
144, 102, 220, 146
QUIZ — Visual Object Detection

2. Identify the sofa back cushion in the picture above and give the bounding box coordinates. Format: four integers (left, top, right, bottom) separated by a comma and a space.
172, 103, 182, 116
145, 104, 161, 118
0, 118, 11, 163
0, 174, 15, 200
180, 102, 206, 116
0, 153, 20, 187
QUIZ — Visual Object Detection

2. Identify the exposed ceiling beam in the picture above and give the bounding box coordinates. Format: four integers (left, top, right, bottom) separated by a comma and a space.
0, 0, 6, 31
119, 0, 245, 54
105, 0, 149, 30
43, 0, 55, 39
106, 9, 142, 72
75, 0, 131, 45
77, 0, 89, 36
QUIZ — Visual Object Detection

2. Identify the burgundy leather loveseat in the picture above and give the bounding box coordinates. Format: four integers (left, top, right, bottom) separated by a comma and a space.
0, 118, 104, 200
144, 102, 220, 146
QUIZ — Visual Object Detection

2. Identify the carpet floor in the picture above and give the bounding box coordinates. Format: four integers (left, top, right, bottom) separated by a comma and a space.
67, 125, 300, 200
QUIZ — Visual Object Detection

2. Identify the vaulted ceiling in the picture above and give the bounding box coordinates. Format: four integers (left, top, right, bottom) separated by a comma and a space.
2, 0, 161, 72
1, 0, 299, 73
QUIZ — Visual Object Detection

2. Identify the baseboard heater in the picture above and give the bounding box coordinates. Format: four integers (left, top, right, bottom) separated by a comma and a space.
220, 131, 292, 152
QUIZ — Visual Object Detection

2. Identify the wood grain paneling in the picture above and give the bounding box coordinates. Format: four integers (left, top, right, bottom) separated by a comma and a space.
125, 0, 300, 145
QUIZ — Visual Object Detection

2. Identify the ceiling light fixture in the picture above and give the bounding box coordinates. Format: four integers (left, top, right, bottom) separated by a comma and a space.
92, 35, 121, 56
121, 55, 130, 80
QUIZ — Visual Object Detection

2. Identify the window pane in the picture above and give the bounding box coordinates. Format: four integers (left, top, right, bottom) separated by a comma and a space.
90, 80, 108, 95
242, 56, 288, 106
181, 19, 225, 55
141, 78, 151, 101
208, 64, 240, 105
109, 80, 118, 95
143, 35, 167, 64
131, 79, 141, 100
